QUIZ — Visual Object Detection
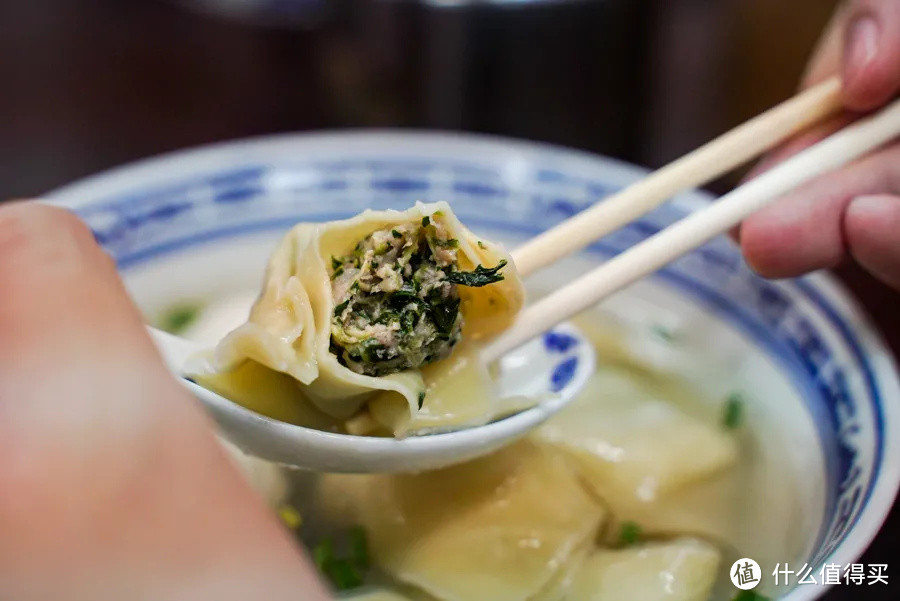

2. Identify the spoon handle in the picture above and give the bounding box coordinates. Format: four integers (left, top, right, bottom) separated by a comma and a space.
147, 326, 204, 375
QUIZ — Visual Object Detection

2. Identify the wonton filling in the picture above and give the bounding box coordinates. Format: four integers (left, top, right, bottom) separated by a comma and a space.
329, 215, 505, 377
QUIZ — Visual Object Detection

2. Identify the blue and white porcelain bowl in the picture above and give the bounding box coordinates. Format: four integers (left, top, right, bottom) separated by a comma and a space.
48, 131, 900, 599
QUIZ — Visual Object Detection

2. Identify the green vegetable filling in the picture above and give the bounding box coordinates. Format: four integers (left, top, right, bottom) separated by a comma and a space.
329, 215, 507, 377
446, 260, 507, 287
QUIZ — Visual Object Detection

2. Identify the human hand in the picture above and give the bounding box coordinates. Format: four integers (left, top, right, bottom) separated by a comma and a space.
0, 203, 331, 601
739, 0, 900, 290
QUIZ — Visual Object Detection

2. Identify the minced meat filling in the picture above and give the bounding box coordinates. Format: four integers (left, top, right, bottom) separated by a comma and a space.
329, 215, 506, 377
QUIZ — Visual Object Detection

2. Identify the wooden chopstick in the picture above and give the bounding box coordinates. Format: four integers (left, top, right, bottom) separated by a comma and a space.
484, 95, 900, 363
511, 77, 843, 277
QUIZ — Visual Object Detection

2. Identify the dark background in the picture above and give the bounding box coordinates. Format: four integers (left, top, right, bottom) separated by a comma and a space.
0, 1, 896, 598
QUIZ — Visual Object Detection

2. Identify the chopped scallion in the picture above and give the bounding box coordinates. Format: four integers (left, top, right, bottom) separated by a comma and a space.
617, 521, 642, 547
723, 393, 744, 429
313, 538, 334, 572
158, 303, 201, 334
650, 324, 675, 342
311, 527, 370, 591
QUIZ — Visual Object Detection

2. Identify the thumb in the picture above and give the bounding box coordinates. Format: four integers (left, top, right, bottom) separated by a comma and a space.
0, 202, 183, 432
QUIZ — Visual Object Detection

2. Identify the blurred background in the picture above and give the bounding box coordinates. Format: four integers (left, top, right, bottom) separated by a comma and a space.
0, 1, 896, 597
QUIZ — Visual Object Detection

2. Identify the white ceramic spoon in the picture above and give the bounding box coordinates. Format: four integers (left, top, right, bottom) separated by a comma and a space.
148, 324, 595, 473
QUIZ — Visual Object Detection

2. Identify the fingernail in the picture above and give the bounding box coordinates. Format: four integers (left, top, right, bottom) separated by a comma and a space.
846, 16, 880, 75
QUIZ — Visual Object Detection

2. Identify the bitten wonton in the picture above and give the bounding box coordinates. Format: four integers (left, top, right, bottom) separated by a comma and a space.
188, 202, 525, 436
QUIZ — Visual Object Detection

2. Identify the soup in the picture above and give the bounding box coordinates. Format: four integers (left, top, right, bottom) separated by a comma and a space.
157, 288, 809, 601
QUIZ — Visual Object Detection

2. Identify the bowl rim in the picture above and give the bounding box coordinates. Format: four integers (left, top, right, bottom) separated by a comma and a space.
45, 128, 900, 599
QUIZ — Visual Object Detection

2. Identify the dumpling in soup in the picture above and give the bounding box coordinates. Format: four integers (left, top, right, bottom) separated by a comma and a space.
529, 544, 593, 601
188, 202, 525, 436
537, 370, 738, 499
315, 440, 605, 601
536, 368, 739, 541
566, 538, 720, 601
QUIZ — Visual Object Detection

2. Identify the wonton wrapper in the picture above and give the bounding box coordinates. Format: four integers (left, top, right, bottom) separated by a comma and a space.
315, 441, 605, 601
529, 543, 592, 601
536, 369, 740, 542
188, 202, 524, 436
567, 538, 720, 601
